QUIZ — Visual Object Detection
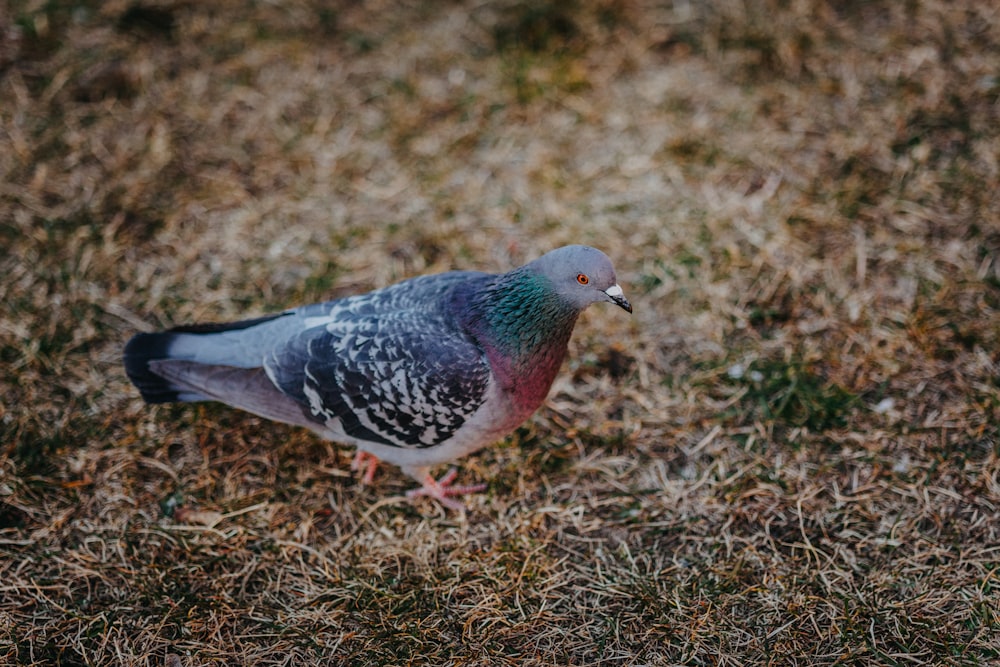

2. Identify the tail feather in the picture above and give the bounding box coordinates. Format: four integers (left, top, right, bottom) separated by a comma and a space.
123, 312, 291, 404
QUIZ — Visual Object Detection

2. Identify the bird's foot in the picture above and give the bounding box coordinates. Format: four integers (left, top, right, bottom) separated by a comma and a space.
351, 450, 381, 485
406, 468, 486, 511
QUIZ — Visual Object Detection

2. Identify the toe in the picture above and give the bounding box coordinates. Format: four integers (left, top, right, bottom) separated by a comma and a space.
351, 451, 381, 485
405, 468, 486, 510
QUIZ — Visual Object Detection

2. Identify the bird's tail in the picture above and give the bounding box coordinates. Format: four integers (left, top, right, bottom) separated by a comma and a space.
123, 313, 289, 403
123, 313, 314, 428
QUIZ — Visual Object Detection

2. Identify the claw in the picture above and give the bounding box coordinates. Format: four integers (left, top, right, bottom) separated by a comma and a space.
406, 468, 486, 511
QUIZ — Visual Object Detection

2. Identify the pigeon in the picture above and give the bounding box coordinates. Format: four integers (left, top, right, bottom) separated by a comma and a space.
124, 245, 632, 509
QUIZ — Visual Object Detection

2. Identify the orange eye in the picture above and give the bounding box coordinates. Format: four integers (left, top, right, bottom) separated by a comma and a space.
576, 273, 589, 285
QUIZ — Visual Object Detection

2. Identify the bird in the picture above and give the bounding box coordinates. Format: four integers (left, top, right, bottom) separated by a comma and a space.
124, 245, 632, 510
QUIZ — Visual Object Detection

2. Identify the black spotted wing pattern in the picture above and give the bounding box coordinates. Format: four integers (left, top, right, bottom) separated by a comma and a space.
265, 273, 492, 449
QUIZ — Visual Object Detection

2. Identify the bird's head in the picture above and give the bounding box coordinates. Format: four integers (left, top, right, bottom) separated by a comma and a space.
528, 245, 632, 314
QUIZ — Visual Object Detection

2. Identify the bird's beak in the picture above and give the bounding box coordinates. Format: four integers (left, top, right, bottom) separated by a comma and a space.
604, 284, 632, 313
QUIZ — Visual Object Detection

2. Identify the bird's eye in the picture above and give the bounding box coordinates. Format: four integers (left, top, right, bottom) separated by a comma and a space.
576, 274, 589, 285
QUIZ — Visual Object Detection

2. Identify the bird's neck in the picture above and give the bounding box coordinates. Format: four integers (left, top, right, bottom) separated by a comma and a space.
460, 270, 579, 409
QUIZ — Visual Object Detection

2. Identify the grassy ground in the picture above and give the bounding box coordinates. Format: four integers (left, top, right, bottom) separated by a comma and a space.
2, 0, 998, 664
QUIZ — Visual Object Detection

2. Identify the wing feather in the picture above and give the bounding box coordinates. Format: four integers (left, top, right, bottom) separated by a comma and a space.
265, 274, 492, 449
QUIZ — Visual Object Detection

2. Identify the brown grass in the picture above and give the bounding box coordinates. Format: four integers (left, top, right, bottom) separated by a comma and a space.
2, 0, 999, 664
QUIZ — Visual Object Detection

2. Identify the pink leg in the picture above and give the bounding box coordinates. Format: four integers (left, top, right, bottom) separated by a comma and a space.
405, 468, 487, 511
351, 450, 381, 485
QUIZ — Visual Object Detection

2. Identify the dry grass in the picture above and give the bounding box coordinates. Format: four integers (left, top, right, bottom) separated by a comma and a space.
2, 0, 999, 664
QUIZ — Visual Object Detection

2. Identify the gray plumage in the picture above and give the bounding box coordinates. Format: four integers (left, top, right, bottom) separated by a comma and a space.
124, 245, 631, 508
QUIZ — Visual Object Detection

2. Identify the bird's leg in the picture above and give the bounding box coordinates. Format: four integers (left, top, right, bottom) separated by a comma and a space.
351, 450, 381, 485
405, 468, 487, 511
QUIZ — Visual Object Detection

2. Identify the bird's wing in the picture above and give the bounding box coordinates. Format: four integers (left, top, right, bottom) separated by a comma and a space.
145, 361, 318, 428
265, 301, 492, 450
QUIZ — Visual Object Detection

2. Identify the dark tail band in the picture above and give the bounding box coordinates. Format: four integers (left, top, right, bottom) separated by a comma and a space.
123, 331, 183, 403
